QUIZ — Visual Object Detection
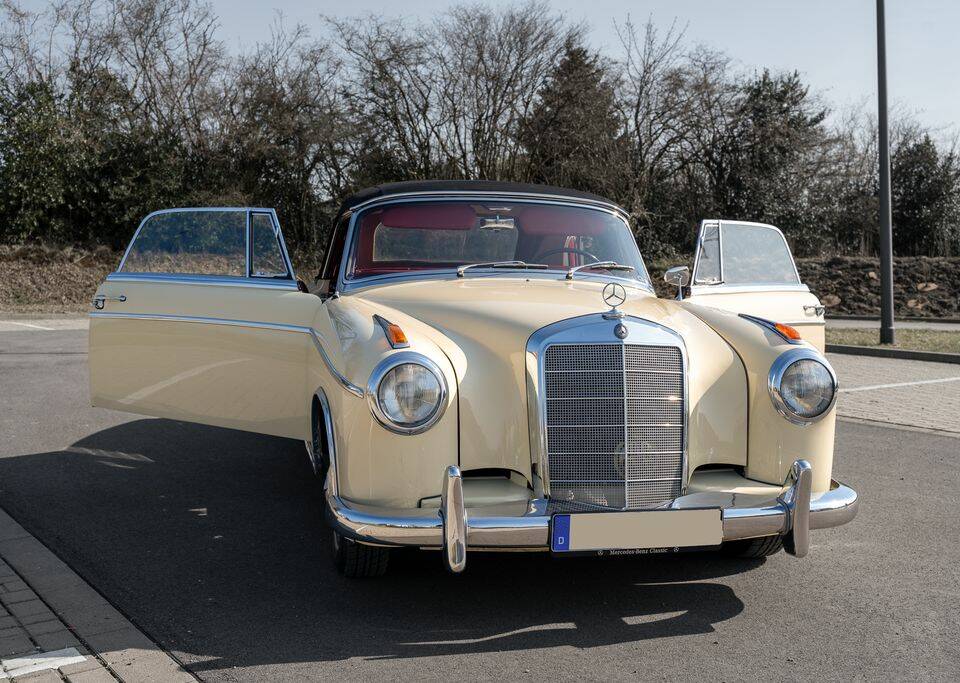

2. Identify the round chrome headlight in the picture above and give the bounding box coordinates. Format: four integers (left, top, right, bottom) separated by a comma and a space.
367, 352, 447, 434
768, 349, 838, 425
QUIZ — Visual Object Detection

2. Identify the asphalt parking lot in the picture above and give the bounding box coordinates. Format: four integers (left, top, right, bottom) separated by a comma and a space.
1, 326, 958, 681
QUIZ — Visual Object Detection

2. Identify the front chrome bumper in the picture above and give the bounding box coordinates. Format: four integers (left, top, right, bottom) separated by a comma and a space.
325, 459, 859, 573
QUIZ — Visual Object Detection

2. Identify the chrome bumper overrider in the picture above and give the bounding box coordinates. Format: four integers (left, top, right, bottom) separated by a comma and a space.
325, 459, 859, 573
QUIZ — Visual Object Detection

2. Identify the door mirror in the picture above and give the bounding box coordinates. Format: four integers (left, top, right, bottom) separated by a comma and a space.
664, 266, 690, 300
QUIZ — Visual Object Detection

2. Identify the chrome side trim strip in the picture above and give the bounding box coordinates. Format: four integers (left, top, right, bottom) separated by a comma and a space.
89, 311, 364, 398
105, 273, 298, 290
306, 329, 365, 398
89, 311, 305, 332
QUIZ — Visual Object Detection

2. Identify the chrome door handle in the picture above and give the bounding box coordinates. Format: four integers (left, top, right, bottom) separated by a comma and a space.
803, 304, 825, 317
92, 295, 126, 310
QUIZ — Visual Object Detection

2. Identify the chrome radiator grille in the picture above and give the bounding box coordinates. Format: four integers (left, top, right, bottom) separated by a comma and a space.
544, 343, 685, 510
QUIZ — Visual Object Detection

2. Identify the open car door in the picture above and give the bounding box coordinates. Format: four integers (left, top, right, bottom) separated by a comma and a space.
89, 208, 324, 439
685, 220, 825, 351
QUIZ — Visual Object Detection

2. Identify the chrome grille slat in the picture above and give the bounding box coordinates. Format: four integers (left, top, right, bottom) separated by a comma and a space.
544, 342, 684, 511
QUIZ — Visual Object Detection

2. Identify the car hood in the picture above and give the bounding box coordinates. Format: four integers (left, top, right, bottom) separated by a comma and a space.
342, 276, 748, 478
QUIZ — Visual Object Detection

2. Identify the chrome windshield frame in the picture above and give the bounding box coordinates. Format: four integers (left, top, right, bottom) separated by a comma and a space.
336, 193, 653, 295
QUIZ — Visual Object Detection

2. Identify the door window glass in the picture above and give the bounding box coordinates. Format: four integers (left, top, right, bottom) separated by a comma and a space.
250, 213, 289, 278
121, 211, 246, 276
720, 223, 799, 285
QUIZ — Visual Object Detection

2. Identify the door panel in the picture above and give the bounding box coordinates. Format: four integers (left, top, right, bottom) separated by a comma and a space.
687, 220, 825, 351
89, 208, 321, 439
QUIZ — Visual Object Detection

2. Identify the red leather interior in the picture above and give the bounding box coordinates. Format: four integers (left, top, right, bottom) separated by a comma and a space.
517, 206, 606, 235
380, 204, 475, 230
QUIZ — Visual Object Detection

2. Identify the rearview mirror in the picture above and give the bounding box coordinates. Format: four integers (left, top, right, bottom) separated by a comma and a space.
664, 266, 690, 300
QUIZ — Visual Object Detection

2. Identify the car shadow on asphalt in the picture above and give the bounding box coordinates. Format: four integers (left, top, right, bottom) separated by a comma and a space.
0, 418, 759, 671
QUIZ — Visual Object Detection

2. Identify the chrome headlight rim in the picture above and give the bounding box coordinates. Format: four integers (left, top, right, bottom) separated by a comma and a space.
366, 351, 448, 435
768, 348, 838, 426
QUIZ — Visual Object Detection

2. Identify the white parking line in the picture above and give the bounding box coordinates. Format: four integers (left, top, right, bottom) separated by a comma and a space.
0, 318, 88, 331
840, 376, 960, 393
0, 648, 87, 678
2, 320, 54, 330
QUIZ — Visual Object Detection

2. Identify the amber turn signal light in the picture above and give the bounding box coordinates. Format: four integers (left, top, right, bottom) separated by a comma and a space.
373, 314, 411, 349
774, 322, 802, 341
738, 314, 804, 345
385, 323, 408, 346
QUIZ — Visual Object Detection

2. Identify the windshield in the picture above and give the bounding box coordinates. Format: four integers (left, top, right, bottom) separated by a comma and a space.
344, 200, 650, 285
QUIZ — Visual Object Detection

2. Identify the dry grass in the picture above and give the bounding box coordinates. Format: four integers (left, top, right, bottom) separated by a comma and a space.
0, 245, 120, 314
0, 245, 322, 314
826, 328, 960, 354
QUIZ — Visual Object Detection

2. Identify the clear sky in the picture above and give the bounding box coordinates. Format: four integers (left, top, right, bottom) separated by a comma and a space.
19, 0, 960, 132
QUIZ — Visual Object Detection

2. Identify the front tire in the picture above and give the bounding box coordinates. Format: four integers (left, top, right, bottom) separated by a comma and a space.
332, 531, 390, 578
720, 535, 784, 559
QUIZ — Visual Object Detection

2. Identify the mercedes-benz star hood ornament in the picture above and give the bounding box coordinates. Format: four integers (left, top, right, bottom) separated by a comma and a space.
602, 282, 627, 321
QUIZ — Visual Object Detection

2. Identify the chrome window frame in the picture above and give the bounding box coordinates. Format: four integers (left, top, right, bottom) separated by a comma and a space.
767, 348, 839, 426
690, 219, 805, 292
691, 220, 723, 286
116, 207, 295, 285
524, 313, 689, 502
104, 272, 298, 290
336, 192, 655, 295
249, 210, 295, 280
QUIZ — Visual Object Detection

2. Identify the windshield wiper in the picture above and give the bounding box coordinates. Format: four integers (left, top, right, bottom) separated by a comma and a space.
565, 261, 636, 280
456, 261, 549, 278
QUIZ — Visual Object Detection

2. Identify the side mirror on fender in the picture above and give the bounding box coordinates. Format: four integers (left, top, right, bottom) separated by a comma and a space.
663, 266, 690, 300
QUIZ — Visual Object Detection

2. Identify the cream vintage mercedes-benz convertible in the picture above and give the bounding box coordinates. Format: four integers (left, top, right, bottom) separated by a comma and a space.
89, 180, 858, 577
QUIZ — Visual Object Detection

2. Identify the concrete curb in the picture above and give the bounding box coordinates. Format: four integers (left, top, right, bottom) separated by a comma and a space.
0, 507, 195, 682
827, 315, 960, 324
826, 344, 960, 365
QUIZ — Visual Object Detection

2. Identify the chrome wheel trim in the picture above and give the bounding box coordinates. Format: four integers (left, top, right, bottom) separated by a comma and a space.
304, 439, 317, 475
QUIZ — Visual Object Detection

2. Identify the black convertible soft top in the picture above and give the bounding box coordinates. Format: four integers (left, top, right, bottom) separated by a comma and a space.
337, 180, 620, 214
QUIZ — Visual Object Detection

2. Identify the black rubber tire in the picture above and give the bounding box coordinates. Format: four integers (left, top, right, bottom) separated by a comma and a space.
720, 535, 784, 558
332, 531, 390, 578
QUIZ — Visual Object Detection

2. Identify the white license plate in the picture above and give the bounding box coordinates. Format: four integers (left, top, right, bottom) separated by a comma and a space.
551, 508, 722, 553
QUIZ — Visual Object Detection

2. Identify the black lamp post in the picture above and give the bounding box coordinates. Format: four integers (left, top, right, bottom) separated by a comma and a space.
876, 0, 896, 344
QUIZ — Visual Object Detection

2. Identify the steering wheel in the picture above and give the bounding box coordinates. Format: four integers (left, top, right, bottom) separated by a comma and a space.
531, 247, 601, 264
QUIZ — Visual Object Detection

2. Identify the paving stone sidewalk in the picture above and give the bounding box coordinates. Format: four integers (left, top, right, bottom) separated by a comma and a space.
0, 509, 193, 682
828, 353, 960, 434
